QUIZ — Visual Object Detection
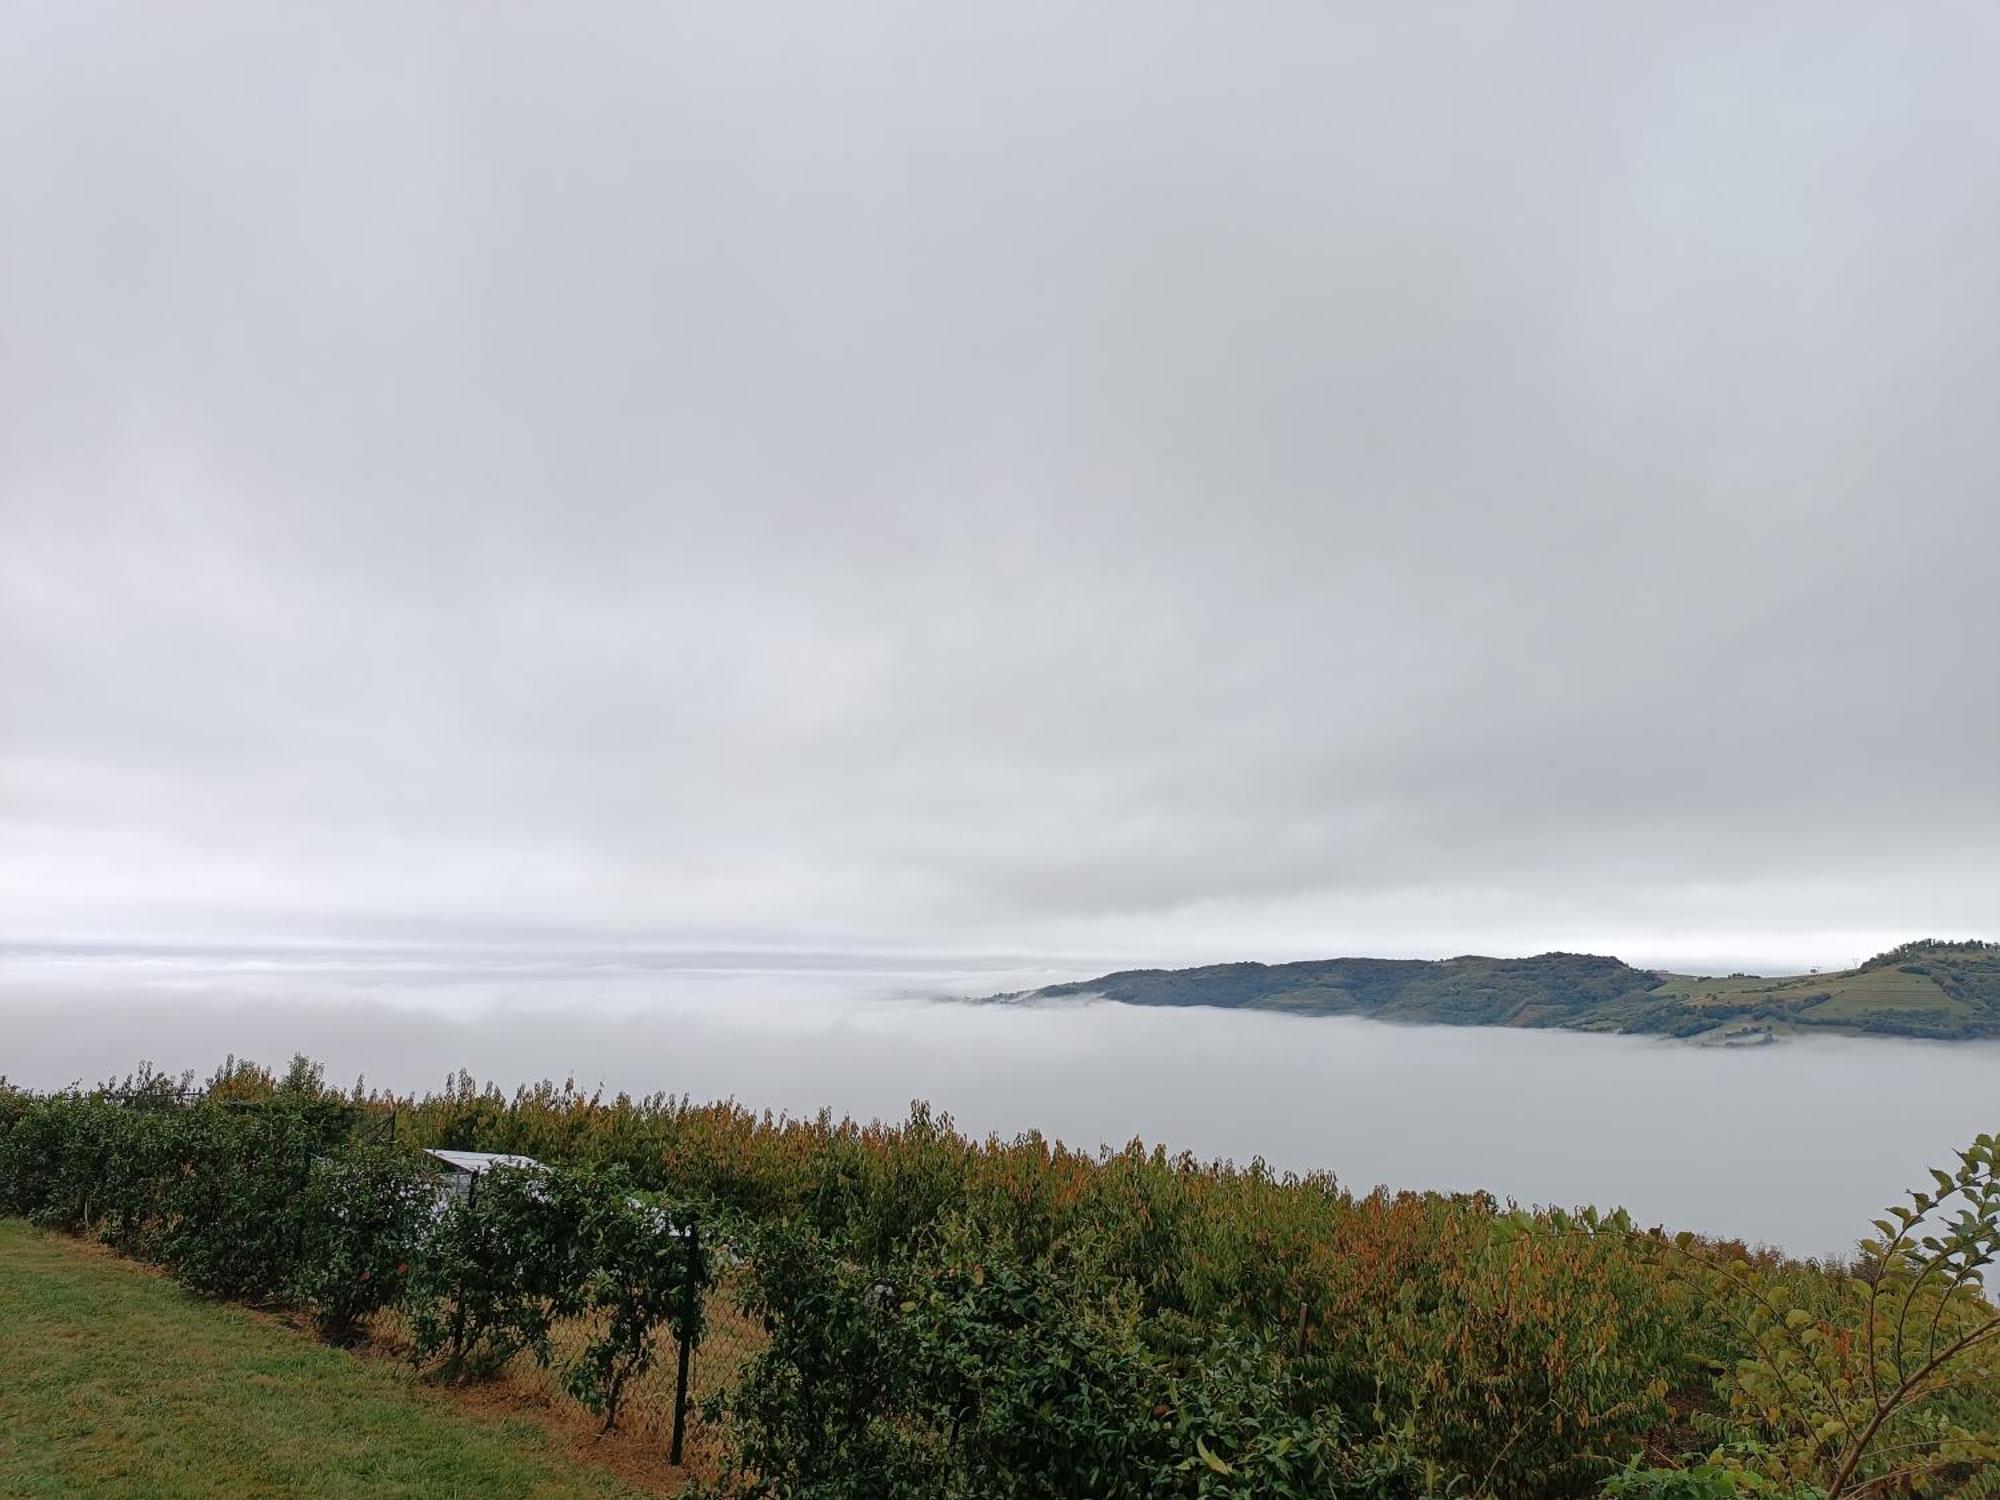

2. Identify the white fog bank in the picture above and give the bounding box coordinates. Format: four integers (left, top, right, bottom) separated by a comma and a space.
3, 947, 1996, 1261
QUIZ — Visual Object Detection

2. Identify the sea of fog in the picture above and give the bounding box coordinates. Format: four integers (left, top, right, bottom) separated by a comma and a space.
4, 945, 1997, 1261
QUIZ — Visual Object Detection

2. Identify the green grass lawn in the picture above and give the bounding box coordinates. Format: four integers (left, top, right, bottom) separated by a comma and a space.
0, 1219, 652, 1499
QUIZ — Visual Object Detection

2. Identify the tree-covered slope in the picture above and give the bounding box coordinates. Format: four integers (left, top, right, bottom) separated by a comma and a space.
1017, 939, 2000, 1040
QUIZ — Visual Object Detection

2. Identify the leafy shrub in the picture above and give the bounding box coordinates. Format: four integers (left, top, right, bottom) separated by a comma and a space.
1653, 1135, 2000, 1498
82, 1104, 176, 1254
711, 1218, 1426, 1500
1357, 1204, 1688, 1495
291, 1146, 435, 1345
0, 1093, 176, 1251
563, 1171, 709, 1431
405, 1161, 595, 1378
0, 1081, 30, 1141
153, 1101, 349, 1301
0, 1101, 84, 1225
1600, 1453, 1821, 1497
715, 1220, 1157, 1499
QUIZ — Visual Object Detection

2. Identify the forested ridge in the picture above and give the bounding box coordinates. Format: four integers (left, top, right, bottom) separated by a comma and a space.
1020, 940, 2000, 1040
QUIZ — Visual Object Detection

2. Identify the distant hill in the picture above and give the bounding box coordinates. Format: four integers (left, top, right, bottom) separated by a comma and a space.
1008, 940, 2000, 1041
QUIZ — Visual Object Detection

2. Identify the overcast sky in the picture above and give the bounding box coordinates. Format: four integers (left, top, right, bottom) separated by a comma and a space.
4, 3, 1998, 973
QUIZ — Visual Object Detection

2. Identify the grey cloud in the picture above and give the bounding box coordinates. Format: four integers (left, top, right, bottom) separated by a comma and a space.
4, 2, 1999, 967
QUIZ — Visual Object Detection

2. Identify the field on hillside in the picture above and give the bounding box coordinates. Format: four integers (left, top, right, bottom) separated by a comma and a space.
0, 1219, 664, 1499
1652, 964, 1976, 1023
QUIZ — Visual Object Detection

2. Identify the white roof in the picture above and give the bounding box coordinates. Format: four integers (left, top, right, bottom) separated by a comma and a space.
423, 1149, 544, 1175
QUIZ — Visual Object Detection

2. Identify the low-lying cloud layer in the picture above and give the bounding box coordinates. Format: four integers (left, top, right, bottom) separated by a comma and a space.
4, 3, 1997, 970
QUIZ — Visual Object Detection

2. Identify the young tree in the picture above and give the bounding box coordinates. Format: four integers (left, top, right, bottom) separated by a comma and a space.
292, 1146, 434, 1345
1616, 1134, 2000, 1497
563, 1173, 709, 1433
405, 1162, 593, 1379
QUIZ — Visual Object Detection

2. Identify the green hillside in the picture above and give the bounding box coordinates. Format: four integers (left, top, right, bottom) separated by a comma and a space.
1021, 939, 2000, 1040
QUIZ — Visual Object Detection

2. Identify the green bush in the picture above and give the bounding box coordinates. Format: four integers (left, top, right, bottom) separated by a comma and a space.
1600, 1455, 1821, 1497
153, 1100, 351, 1301
711, 1219, 1426, 1500
291, 1146, 435, 1345
0, 1101, 82, 1225
404, 1161, 595, 1378
563, 1169, 709, 1431
0, 1094, 176, 1252
1651, 1135, 2000, 1498
715, 1220, 1155, 1499
1347, 1205, 1688, 1495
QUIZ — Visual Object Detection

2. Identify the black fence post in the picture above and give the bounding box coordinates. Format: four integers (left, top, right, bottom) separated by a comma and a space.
669, 1217, 700, 1467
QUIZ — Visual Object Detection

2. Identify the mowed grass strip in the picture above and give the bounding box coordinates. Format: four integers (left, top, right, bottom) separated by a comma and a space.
0, 1219, 648, 1500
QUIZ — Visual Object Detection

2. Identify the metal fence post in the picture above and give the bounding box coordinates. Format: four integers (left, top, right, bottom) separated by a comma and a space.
669, 1217, 700, 1467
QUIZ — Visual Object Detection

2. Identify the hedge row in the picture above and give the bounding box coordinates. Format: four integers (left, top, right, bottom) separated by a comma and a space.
0, 1067, 709, 1437
6, 1061, 1996, 1499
